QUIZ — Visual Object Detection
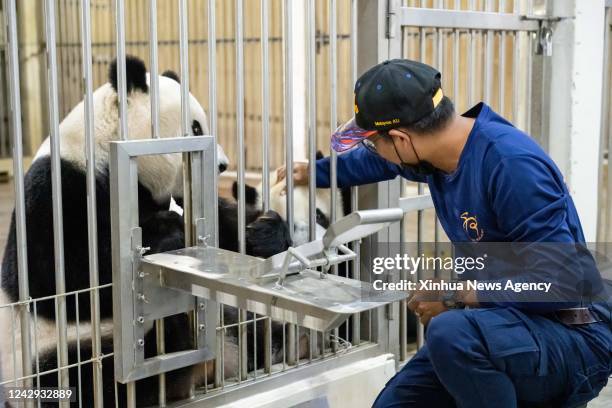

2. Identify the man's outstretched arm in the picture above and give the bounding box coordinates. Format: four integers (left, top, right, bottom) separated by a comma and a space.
316, 146, 423, 188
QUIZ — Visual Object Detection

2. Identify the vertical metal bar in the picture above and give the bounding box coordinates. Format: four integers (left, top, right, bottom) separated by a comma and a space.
0, 48, 6, 158
127, 382, 136, 408
4, 0, 33, 398
499, 31, 506, 115
468, 0, 476, 106
235, 0, 249, 379
75, 294, 82, 408
512, 0, 521, 126
284, 0, 294, 238
236, 0, 246, 254
283, 0, 297, 366
115, 0, 128, 141
307, 0, 317, 242
416, 5, 426, 349
150, 1, 164, 402
329, 0, 338, 226
526, 32, 533, 134
179, 0, 190, 139
44, 2, 70, 404
306, 0, 321, 360
605, 9, 612, 245
483, 0, 494, 104
150, 0, 161, 139
33, 302, 41, 407
398, 183, 407, 361
329, 0, 339, 353
350, 0, 361, 347
453, 24, 460, 107
80, 1, 103, 406
261, 0, 271, 212
207, 0, 219, 245
155, 319, 166, 406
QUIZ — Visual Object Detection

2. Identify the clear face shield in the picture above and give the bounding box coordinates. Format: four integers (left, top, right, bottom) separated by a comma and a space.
330, 116, 377, 153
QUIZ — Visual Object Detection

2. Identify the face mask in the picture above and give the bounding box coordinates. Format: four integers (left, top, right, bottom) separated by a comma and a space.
390, 132, 437, 176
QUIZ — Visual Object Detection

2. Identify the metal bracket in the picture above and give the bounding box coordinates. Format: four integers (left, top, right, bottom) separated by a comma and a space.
386, 0, 398, 39
520, 14, 574, 56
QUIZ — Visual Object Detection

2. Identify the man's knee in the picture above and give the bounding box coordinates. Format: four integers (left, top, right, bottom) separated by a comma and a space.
426, 310, 475, 360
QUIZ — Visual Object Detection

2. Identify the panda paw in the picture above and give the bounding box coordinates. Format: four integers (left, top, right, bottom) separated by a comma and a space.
246, 211, 292, 258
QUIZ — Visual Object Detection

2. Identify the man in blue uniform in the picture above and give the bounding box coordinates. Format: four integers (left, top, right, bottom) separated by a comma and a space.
281, 59, 611, 407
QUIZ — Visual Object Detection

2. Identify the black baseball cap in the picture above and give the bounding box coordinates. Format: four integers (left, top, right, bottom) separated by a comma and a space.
331, 59, 444, 152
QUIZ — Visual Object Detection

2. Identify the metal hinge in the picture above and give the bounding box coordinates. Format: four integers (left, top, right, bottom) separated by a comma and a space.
386, 0, 398, 39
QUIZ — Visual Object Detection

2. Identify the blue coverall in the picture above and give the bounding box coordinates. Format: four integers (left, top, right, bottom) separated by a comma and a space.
316, 103, 612, 407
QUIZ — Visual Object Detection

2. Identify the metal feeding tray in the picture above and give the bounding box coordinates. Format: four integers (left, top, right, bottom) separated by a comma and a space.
141, 208, 409, 332
142, 246, 407, 332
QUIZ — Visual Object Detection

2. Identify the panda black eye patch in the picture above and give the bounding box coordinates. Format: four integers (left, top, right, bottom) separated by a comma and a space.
192, 120, 203, 136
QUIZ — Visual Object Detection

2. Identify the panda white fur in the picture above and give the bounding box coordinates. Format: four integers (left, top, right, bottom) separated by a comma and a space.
0, 56, 292, 407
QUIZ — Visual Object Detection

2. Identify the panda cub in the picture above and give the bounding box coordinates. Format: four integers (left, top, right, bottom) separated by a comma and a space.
233, 151, 351, 246
0, 55, 291, 406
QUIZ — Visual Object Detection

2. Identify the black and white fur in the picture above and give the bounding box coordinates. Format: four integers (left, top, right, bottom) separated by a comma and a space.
0, 56, 292, 407
233, 151, 351, 246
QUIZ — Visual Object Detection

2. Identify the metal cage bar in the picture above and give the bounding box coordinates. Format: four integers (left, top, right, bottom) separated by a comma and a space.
4, 0, 34, 397
79, 0, 104, 406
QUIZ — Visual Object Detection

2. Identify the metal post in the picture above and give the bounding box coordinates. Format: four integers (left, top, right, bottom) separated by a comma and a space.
350, 0, 361, 347
80, 1, 103, 406
115, 0, 128, 141
235, 0, 249, 379
150, 0, 160, 139
283, 0, 297, 365
207, 0, 219, 245
483, 0, 494, 104
4, 0, 33, 398
329, 0, 339, 353
261, 0, 271, 212
44, 1, 70, 404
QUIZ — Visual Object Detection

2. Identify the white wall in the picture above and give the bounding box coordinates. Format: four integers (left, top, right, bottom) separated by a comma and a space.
547, 0, 606, 241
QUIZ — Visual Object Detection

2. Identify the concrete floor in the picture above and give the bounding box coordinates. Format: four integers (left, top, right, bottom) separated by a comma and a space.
0, 180, 609, 405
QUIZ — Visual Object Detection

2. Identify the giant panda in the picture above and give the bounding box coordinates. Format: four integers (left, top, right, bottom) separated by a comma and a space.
0, 55, 292, 407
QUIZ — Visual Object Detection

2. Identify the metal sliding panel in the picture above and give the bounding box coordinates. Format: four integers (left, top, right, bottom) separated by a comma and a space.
111, 137, 216, 386
4, 0, 33, 396
44, 1, 70, 405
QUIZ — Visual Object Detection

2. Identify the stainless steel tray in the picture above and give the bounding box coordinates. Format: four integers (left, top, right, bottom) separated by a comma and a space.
142, 246, 408, 332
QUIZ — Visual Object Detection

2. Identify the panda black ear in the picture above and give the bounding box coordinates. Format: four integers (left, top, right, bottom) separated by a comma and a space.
162, 70, 180, 83
109, 55, 148, 94
232, 181, 258, 206
316, 150, 325, 160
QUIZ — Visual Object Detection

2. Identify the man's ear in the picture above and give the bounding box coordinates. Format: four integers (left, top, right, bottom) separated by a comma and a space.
388, 128, 411, 147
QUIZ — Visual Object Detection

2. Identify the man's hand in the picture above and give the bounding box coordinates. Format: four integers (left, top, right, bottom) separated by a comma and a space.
407, 281, 447, 326
276, 162, 309, 186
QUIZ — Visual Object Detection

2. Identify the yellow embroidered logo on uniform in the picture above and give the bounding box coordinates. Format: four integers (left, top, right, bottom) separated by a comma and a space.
460, 211, 484, 242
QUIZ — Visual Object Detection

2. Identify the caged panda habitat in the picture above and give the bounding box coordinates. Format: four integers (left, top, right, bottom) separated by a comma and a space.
0, 0, 610, 407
